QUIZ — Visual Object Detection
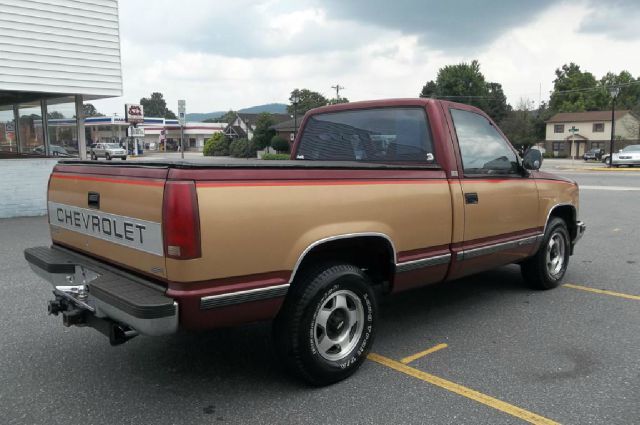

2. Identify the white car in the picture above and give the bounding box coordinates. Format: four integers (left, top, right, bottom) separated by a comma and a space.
604, 145, 640, 167
90, 143, 127, 160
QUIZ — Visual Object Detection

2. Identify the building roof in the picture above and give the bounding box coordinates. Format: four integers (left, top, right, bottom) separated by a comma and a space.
270, 118, 302, 131
225, 125, 247, 138
546, 110, 631, 123
237, 112, 291, 127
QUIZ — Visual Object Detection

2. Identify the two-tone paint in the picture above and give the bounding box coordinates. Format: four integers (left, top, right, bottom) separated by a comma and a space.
46, 98, 580, 331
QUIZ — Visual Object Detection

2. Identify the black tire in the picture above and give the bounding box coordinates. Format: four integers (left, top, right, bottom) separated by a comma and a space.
121, 156, 126, 160
521, 217, 570, 290
273, 263, 377, 386
90, 153, 97, 160
105, 153, 111, 161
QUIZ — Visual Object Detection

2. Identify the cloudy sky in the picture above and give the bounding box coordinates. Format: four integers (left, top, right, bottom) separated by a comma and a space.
93, 0, 640, 115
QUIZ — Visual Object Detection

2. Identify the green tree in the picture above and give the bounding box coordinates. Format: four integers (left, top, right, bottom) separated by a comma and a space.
82, 103, 103, 117
229, 138, 256, 158
328, 97, 350, 105
287, 89, 328, 115
271, 135, 290, 153
418, 60, 510, 122
499, 99, 537, 150
252, 113, 276, 150
548, 63, 608, 112
140, 92, 178, 119
203, 132, 229, 156
600, 70, 640, 110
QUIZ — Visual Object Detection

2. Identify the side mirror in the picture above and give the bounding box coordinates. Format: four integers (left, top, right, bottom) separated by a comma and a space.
523, 149, 543, 170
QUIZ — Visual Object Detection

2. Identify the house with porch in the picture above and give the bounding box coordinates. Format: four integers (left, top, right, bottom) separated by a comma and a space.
544, 110, 640, 158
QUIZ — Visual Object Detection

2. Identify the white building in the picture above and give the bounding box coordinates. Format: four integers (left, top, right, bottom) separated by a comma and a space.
544, 110, 640, 158
0, 0, 123, 218
84, 116, 226, 152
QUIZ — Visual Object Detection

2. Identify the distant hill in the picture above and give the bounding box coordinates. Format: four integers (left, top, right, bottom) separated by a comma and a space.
186, 103, 288, 122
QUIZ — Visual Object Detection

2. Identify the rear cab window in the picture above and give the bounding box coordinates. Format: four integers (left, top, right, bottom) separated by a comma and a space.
450, 108, 519, 175
296, 107, 436, 164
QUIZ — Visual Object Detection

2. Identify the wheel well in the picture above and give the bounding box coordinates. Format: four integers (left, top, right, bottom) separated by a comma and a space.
549, 205, 577, 240
292, 236, 395, 288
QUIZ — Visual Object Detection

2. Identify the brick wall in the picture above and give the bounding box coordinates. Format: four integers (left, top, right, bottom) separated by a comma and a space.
0, 159, 58, 218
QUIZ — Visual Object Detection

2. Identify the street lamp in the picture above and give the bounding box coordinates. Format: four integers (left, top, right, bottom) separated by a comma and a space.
608, 86, 620, 167
291, 92, 300, 140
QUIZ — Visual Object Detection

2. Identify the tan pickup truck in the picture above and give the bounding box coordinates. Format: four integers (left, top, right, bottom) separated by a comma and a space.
25, 99, 585, 385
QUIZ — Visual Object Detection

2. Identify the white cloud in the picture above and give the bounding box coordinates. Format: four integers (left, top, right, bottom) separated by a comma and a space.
92, 0, 640, 116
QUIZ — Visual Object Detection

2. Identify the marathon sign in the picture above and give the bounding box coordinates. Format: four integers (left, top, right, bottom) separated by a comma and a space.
125, 103, 144, 124
48, 202, 163, 256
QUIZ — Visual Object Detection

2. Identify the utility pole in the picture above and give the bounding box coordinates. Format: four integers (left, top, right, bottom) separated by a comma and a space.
608, 86, 620, 167
331, 84, 345, 101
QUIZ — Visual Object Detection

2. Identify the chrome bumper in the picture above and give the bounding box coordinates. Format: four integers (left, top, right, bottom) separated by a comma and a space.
24, 246, 178, 338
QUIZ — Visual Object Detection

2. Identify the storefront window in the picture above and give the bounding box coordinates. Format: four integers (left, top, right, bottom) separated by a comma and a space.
18, 101, 45, 155
47, 97, 79, 157
0, 105, 17, 154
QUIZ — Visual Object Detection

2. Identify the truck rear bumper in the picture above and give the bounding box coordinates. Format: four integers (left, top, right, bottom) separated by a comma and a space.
24, 246, 178, 339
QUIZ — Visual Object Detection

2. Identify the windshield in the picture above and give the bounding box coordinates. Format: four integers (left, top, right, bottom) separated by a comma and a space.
105, 143, 121, 149
621, 145, 640, 152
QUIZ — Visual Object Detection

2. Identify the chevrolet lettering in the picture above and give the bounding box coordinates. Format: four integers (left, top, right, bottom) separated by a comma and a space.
24, 98, 585, 385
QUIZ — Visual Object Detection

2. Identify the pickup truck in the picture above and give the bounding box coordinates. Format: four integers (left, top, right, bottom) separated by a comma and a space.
25, 99, 585, 385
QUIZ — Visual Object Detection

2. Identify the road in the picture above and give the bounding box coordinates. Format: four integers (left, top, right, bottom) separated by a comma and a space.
0, 170, 638, 424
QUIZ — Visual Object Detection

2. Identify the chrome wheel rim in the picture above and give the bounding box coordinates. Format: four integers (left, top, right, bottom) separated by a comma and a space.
313, 289, 365, 362
546, 232, 566, 277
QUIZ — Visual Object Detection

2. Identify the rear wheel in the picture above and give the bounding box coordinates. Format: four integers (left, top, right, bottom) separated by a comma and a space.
105, 153, 111, 161
273, 263, 377, 386
121, 156, 126, 160
521, 217, 570, 289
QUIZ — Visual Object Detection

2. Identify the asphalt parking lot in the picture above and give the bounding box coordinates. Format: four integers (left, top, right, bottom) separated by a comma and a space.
0, 170, 638, 425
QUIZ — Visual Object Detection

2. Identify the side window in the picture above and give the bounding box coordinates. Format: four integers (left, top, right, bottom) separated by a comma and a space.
450, 109, 518, 175
297, 107, 435, 163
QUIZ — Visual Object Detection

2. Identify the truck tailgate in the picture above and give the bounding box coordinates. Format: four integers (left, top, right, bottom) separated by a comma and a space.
47, 163, 169, 279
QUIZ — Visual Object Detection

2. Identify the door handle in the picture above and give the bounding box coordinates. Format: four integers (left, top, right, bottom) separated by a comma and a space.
465, 192, 478, 204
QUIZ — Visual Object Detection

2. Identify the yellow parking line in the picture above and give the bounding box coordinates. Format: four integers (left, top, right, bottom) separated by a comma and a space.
400, 343, 448, 364
368, 353, 560, 425
564, 284, 640, 301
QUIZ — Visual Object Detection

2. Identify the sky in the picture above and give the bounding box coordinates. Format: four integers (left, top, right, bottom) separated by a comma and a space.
93, 0, 640, 116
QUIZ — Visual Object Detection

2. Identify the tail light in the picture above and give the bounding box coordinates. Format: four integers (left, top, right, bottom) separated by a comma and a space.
162, 180, 201, 260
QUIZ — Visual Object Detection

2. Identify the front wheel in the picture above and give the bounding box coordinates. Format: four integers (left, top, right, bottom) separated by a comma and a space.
105, 153, 111, 161
273, 263, 377, 386
521, 217, 570, 289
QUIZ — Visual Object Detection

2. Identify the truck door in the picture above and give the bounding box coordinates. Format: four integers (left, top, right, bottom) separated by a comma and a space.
446, 107, 540, 278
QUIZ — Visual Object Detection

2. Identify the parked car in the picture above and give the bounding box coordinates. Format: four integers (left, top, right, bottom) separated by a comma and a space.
583, 148, 604, 161
90, 143, 127, 160
603, 145, 640, 166
32, 145, 71, 157
24, 98, 585, 385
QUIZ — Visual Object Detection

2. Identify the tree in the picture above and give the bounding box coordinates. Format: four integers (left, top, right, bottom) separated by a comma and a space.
229, 138, 256, 158
328, 97, 350, 105
140, 92, 177, 119
499, 99, 537, 150
82, 103, 103, 117
600, 70, 640, 110
252, 113, 276, 150
271, 135, 290, 153
203, 132, 229, 156
287, 89, 328, 115
47, 111, 65, 120
418, 60, 510, 122
548, 63, 608, 112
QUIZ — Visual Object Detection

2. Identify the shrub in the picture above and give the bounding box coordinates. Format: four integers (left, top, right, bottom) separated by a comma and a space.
261, 153, 290, 160
270, 135, 290, 153
203, 133, 229, 156
229, 138, 257, 158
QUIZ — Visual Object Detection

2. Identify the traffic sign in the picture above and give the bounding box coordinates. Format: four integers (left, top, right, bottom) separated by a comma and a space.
178, 100, 186, 125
